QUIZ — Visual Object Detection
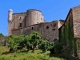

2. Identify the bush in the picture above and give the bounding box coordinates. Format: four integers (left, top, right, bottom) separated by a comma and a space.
54, 43, 63, 53
50, 42, 63, 54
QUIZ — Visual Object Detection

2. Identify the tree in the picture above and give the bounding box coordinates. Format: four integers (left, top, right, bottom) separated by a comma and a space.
25, 31, 42, 51
25, 35, 32, 51
48, 42, 54, 50
6, 35, 19, 52
0, 33, 4, 38
39, 40, 48, 52
18, 35, 25, 49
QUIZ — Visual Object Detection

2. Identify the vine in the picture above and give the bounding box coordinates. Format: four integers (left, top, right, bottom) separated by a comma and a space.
59, 17, 77, 56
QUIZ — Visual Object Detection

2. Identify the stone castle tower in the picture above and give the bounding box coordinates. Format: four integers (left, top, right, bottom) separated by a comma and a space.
8, 9, 64, 42
7, 5, 80, 58
8, 9, 45, 36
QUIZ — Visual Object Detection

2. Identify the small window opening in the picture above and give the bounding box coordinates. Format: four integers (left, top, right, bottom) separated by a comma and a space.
46, 26, 49, 29
53, 23, 56, 27
19, 23, 22, 27
32, 26, 34, 30
19, 17, 22, 20
52, 28, 55, 31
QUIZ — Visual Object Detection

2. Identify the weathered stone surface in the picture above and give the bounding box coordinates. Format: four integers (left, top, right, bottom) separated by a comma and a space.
72, 6, 80, 38
8, 9, 64, 42
12, 21, 59, 42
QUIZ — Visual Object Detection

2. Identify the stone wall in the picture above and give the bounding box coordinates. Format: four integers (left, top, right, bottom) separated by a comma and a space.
12, 12, 26, 29
8, 9, 45, 36
72, 6, 80, 38
26, 9, 45, 26
12, 21, 59, 42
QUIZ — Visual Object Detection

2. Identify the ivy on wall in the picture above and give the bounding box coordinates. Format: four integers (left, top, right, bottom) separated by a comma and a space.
59, 17, 77, 56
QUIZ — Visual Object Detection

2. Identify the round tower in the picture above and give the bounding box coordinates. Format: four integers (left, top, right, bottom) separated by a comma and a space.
8, 9, 13, 22
26, 9, 44, 26
8, 9, 13, 36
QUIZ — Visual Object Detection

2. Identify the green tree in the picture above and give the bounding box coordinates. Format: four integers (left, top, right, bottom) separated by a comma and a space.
18, 35, 25, 49
6, 35, 19, 52
48, 42, 54, 50
25, 35, 32, 51
0, 33, 4, 38
25, 31, 42, 51
39, 40, 48, 52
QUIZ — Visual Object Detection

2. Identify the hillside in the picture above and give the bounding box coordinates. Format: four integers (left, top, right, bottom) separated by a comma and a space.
0, 46, 64, 60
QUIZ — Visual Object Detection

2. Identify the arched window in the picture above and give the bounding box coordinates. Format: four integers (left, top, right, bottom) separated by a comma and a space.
19, 16, 22, 20
19, 23, 22, 27
46, 26, 49, 29
31, 26, 34, 30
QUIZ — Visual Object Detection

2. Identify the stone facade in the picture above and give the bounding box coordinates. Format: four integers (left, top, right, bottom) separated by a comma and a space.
8, 9, 45, 36
59, 5, 80, 58
72, 6, 80, 38
8, 9, 64, 42
12, 21, 59, 41
8, 5, 80, 58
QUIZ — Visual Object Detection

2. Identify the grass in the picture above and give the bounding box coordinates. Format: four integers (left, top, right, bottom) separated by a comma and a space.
0, 46, 64, 60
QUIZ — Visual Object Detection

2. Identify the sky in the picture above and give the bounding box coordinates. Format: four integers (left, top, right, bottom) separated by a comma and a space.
0, 0, 80, 36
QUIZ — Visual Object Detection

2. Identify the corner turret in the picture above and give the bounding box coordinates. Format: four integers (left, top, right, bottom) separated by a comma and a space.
8, 9, 13, 22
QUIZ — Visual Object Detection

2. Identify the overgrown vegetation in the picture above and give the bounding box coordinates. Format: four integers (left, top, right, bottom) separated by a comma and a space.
0, 33, 4, 38
6, 32, 54, 53
59, 17, 78, 57
0, 32, 65, 60
0, 46, 64, 60
0, 30, 79, 60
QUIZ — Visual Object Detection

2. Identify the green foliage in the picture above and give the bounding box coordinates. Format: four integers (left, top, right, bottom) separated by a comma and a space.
39, 40, 48, 52
49, 42, 63, 54
6, 31, 54, 54
0, 33, 4, 38
24, 31, 42, 51
59, 17, 77, 56
0, 45, 64, 60
6, 35, 19, 52
18, 35, 25, 49
54, 43, 63, 53
73, 38, 77, 57
25, 35, 33, 50
48, 42, 54, 50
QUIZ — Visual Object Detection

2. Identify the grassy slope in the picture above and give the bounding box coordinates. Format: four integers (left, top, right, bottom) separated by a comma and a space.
0, 46, 64, 60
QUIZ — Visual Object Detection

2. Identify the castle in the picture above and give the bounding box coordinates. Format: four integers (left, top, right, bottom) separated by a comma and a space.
8, 5, 80, 57
8, 9, 64, 41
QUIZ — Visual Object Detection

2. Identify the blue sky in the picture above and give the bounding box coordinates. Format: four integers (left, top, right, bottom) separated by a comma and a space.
0, 0, 80, 36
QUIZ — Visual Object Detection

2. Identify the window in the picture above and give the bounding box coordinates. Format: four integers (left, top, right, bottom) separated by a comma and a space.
31, 26, 34, 30
46, 26, 49, 29
53, 23, 56, 27
19, 23, 22, 27
52, 28, 55, 31
19, 17, 22, 20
